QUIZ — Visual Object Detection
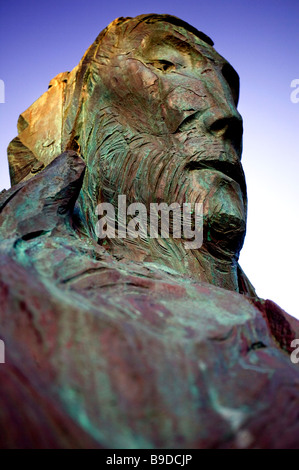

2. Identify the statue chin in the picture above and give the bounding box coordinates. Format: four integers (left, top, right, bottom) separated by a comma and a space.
205, 213, 246, 261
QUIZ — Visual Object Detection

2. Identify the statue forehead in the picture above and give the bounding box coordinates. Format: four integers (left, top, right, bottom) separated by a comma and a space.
111, 19, 223, 63
96, 18, 239, 104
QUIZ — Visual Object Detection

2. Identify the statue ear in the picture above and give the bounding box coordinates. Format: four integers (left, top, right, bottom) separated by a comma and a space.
8, 72, 70, 186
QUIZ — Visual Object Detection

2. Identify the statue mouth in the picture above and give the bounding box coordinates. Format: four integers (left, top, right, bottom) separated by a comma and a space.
184, 159, 246, 192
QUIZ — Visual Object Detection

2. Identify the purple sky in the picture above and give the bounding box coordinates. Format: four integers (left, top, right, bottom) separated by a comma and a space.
0, 0, 298, 318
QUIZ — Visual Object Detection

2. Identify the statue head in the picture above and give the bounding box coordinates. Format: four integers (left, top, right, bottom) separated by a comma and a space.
8, 14, 249, 291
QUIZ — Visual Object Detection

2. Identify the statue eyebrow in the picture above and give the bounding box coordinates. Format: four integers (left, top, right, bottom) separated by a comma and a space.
163, 36, 196, 53
155, 35, 217, 63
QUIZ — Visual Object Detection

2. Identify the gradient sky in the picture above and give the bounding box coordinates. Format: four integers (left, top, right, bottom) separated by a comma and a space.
0, 0, 298, 318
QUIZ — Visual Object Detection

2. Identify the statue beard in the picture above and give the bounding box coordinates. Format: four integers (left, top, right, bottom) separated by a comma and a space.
91, 110, 246, 262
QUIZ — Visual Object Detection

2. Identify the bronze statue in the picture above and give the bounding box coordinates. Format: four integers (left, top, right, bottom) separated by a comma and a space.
1, 14, 299, 449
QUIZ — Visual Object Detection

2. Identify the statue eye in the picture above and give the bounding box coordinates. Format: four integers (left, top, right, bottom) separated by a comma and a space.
148, 60, 175, 72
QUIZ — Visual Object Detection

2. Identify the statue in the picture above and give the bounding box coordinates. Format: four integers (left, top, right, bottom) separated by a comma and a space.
0, 14, 299, 449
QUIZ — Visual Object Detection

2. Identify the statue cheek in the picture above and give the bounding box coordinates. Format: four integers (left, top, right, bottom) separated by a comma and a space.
162, 84, 209, 133
105, 57, 168, 134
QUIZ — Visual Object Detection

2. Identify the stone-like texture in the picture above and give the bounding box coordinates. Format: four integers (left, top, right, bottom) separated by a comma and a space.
0, 151, 298, 448
7, 14, 249, 294
8, 72, 69, 185
1, 14, 299, 448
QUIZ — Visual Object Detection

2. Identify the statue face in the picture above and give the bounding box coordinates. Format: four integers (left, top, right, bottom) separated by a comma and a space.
95, 19, 247, 260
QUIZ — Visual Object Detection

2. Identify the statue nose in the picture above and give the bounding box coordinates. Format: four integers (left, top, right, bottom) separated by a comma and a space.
203, 106, 243, 152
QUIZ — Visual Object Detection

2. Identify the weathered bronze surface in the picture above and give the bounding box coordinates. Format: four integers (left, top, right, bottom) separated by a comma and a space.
1, 14, 299, 448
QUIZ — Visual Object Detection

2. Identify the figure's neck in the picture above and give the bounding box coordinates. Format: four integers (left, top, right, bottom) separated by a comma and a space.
105, 237, 240, 292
